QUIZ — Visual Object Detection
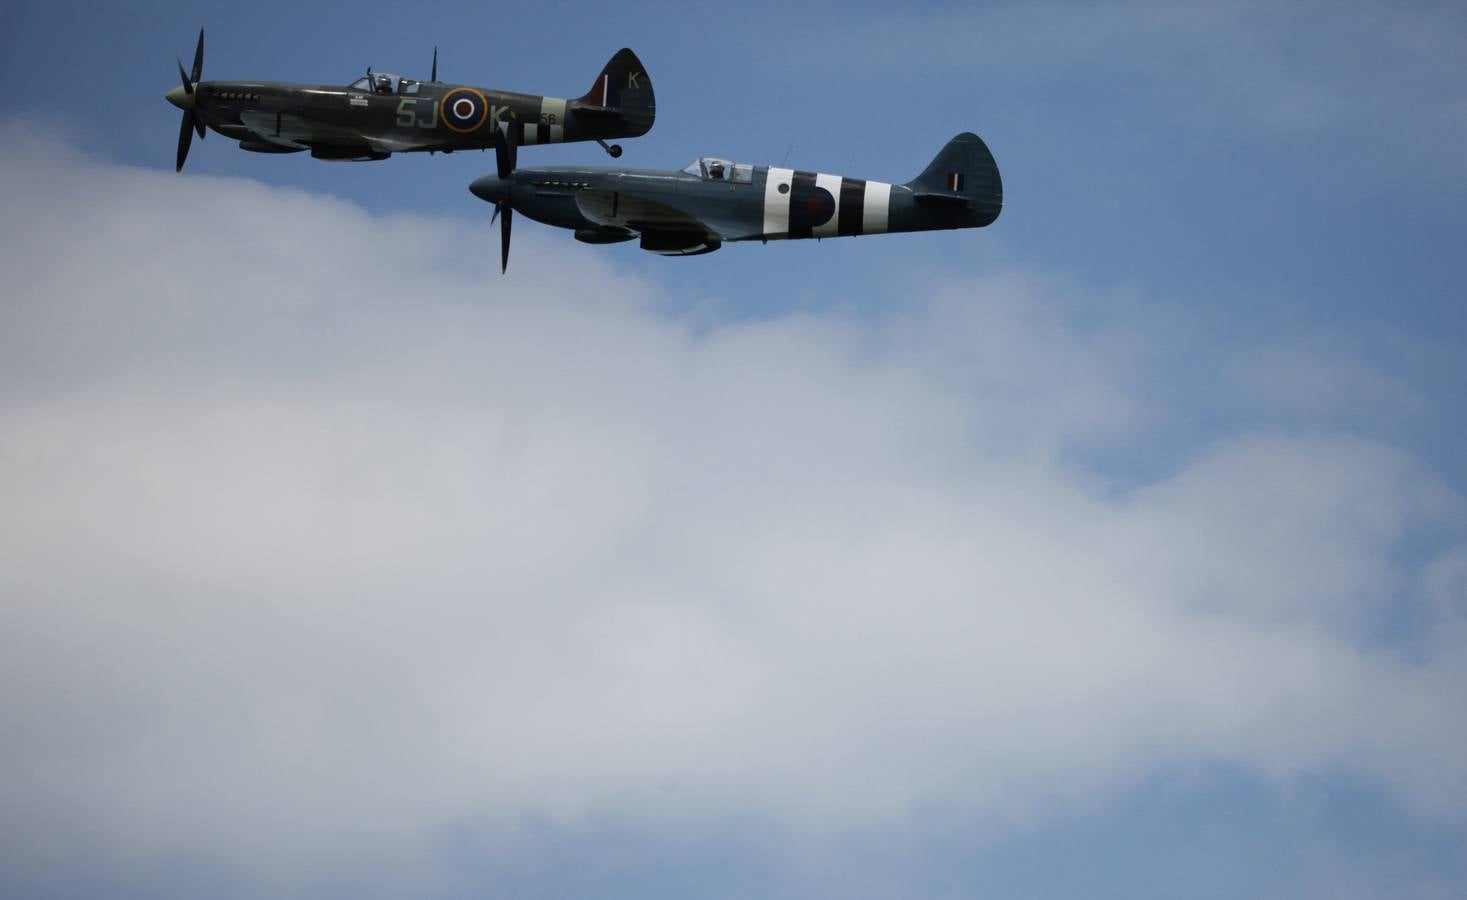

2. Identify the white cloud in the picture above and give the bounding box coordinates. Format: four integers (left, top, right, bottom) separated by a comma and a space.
1, 128, 1464, 891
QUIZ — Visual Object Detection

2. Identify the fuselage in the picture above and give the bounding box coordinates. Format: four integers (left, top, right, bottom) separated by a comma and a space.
166, 72, 651, 158
472, 158, 996, 246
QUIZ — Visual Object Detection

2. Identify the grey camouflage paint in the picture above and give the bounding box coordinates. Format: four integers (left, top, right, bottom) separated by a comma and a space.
468, 132, 1002, 255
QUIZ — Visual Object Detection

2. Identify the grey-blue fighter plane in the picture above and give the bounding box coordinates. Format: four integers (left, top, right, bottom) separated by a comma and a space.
469, 130, 1002, 272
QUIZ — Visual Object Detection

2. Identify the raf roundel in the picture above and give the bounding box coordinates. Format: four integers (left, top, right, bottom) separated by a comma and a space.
440, 87, 490, 134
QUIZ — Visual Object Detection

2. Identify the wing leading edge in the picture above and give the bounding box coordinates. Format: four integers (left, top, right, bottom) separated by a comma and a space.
575, 189, 722, 255
238, 111, 412, 156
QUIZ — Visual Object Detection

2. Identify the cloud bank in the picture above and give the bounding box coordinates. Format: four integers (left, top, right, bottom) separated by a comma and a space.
1, 127, 1464, 893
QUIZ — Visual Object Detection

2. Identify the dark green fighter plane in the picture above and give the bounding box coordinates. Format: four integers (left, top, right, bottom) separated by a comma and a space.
468, 130, 1002, 271
165, 29, 654, 171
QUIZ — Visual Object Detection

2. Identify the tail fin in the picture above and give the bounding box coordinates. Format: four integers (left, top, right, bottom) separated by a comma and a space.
905, 132, 1003, 226
572, 48, 656, 137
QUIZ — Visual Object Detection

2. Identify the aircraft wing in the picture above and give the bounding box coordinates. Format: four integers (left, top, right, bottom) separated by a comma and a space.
575, 189, 721, 239
238, 111, 413, 154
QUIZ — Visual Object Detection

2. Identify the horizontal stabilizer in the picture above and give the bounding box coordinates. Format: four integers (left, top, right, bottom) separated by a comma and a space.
911, 191, 974, 205
568, 103, 622, 118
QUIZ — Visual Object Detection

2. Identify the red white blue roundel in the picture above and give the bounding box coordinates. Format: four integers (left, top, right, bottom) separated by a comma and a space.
440, 87, 489, 133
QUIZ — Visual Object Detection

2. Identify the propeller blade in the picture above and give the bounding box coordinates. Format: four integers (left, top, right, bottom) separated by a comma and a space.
190, 28, 205, 83
495, 122, 516, 180
490, 203, 500, 226
176, 112, 195, 172
499, 204, 512, 274
431, 46, 438, 82
172, 29, 205, 170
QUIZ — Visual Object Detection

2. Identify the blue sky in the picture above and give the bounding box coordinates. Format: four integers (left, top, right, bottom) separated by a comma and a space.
2, 2, 1466, 898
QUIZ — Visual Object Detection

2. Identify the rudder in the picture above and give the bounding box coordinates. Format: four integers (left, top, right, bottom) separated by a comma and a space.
575, 48, 656, 137
905, 132, 1003, 226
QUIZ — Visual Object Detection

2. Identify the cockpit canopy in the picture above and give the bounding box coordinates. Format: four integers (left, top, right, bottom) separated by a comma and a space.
682, 157, 754, 184
348, 72, 421, 95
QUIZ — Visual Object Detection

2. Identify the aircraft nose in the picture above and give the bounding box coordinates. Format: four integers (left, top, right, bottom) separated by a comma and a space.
469, 174, 508, 204
164, 84, 194, 111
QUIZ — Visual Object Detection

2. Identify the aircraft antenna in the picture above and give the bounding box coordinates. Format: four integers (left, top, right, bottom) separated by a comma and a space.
780, 144, 793, 167
432, 46, 438, 82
